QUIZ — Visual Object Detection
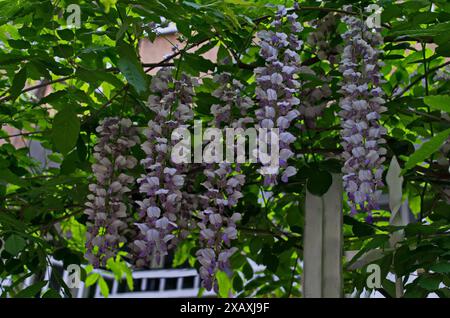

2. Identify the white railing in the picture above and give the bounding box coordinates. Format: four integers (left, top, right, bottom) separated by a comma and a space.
0, 258, 216, 298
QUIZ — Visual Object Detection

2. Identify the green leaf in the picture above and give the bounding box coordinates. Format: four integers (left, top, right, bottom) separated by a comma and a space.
117, 42, 148, 95
183, 1, 201, 10
106, 258, 122, 281
262, 251, 279, 273
430, 262, 450, 274
353, 222, 375, 237
223, 0, 255, 5
306, 170, 332, 196
346, 235, 389, 268
344, 215, 375, 237
76, 67, 123, 88
216, 271, 232, 298
98, 276, 110, 298
242, 262, 253, 280
100, 0, 117, 13
217, 44, 232, 65
123, 264, 134, 291
393, 245, 413, 276
404, 284, 427, 298
403, 128, 450, 172
183, 53, 215, 75
0, 168, 30, 187
233, 274, 243, 292
49, 263, 73, 298
15, 281, 47, 298
51, 108, 80, 155
9, 66, 27, 101
436, 288, 450, 298
105, 258, 133, 291
435, 33, 450, 57
4, 234, 26, 256
8, 39, 31, 49
436, 42, 450, 57
423, 95, 450, 113
417, 275, 441, 291
172, 240, 194, 267
57, 29, 74, 41
42, 289, 62, 298
85, 273, 100, 287
53, 45, 74, 58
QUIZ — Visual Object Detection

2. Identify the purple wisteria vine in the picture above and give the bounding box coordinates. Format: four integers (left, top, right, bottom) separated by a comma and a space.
85, 117, 139, 268
339, 8, 387, 220
82, 3, 393, 292
254, 4, 302, 186
306, 12, 342, 64
196, 73, 252, 292
132, 68, 196, 267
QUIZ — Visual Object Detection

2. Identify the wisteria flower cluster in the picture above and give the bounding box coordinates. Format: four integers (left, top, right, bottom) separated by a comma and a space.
300, 12, 340, 127
82, 4, 394, 291
210, 72, 254, 128
297, 65, 332, 129
85, 117, 139, 268
196, 73, 251, 292
254, 3, 302, 185
339, 8, 387, 220
132, 68, 196, 267
433, 64, 450, 82
306, 12, 342, 64
196, 162, 243, 291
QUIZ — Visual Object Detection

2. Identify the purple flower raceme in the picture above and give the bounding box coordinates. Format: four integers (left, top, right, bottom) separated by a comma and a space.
196, 73, 251, 292
210, 73, 254, 128
133, 68, 196, 267
433, 65, 450, 82
196, 163, 242, 292
339, 8, 387, 221
254, 4, 302, 186
85, 117, 139, 268
298, 12, 343, 128
297, 65, 332, 129
306, 12, 342, 64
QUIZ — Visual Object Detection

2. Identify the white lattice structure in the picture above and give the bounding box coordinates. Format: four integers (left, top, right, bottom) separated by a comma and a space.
0, 258, 216, 298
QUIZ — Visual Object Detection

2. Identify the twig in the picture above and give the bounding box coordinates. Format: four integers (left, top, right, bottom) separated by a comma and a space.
34, 208, 84, 232
0, 76, 72, 103
81, 85, 129, 126
287, 254, 300, 297
390, 60, 450, 99
0, 130, 43, 140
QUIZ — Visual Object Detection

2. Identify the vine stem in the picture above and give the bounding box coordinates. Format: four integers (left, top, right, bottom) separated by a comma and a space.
0, 130, 43, 140
287, 254, 300, 297
81, 85, 129, 126
390, 60, 450, 100
0, 62, 174, 103
0, 76, 72, 103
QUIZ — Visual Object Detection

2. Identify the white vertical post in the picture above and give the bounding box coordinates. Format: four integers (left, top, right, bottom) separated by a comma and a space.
303, 173, 343, 298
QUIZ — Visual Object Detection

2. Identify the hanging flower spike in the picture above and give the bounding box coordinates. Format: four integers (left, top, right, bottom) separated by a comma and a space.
339, 6, 387, 221
133, 68, 196, 268
297, 65, 332, 129
299, 12, 340, 129
85, 117, 139, 268
196, 73, 251, 292
255, 3, 302, 186
306, 12, 342, 64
